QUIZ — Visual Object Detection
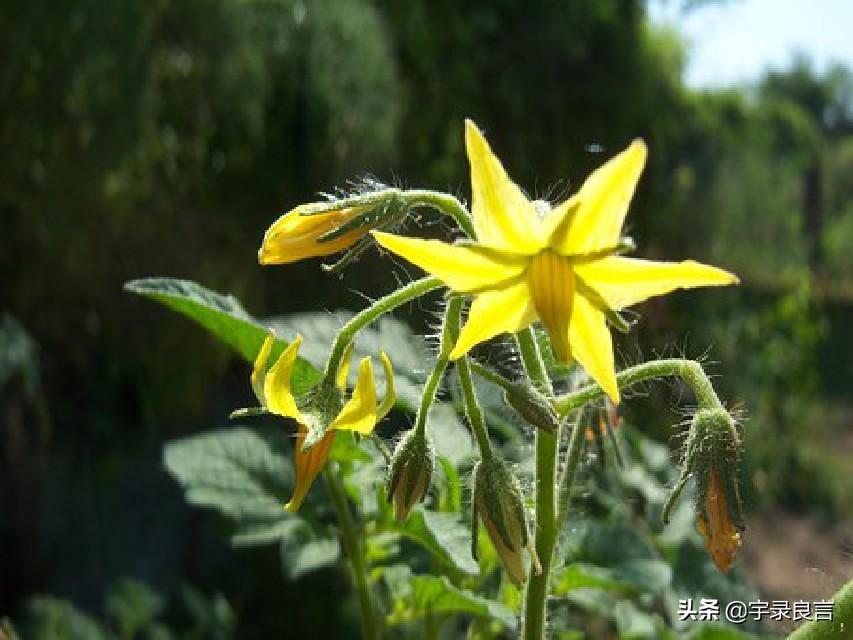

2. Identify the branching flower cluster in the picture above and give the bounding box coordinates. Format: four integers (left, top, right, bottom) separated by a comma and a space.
245, 120, 745, 639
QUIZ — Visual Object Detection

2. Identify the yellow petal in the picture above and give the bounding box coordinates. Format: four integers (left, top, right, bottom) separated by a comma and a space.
575, 256, 739, 310
372, 231, 528, 293
376, 352, 396, 420
331, 356, 378, 434
449, 281, 537, 359
258, 205, 366, 265
335, 341, 355, 390
569, 294, 619, 404
527, 250, 575, 363
263, 335, 304, 421
465, 120, 542, 253
555, 140, 647, 255
285, 426, 336, 512
251, 333, 276, 405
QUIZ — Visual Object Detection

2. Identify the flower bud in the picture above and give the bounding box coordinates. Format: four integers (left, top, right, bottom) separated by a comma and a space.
386, 428, 435, 520
258, 183, 408, 268
663, 407, 745, 573
472, 457, 537, 585
502, 382, 560, 434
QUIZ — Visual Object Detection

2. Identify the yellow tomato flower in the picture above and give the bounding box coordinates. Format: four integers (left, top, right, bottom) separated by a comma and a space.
259, 203, 371, 265
373, 120, 738, 402
253, 334, 395, 511
697, 467, 742, 573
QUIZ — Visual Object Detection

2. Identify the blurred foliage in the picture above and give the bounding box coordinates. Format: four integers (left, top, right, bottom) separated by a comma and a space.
2, 0, 852, 637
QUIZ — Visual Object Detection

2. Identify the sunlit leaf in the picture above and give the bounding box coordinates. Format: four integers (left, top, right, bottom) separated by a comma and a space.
384, 566, 515, 628
125, 278, 321, 394
391, 507, 478, 575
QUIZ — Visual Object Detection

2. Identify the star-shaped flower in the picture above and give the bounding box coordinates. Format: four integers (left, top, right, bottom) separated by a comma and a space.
373, 121, 738, 402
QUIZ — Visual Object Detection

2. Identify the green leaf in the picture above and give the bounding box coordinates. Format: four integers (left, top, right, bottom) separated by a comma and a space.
106, 578, 165, 640
163, 425, 296, 544
23, 597, 109, 640
280, 521, 341, 580
125, 278, 321, 394
384, 566, 515, 628
391, 507, 478, 575
554, 560, 670, 597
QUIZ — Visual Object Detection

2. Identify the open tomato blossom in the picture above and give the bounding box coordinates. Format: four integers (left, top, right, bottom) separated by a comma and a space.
373, 120, 738, 402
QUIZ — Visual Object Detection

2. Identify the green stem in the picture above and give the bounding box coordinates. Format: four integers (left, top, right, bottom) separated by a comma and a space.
445, 297, 493, 460
324, 276, 442, 383
325, 467, 380, 640
413, 296, 463, 436
407, 189, 476, 239
515, 328, 557, 640
788, 578, 853, 639
556, 415, 586, 529
553, 358, 723, 416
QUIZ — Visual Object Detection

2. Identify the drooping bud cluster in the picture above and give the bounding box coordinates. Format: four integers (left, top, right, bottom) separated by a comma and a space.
663, 407, 745, 572
472, 457, 538, 585
386, 428, 435, 521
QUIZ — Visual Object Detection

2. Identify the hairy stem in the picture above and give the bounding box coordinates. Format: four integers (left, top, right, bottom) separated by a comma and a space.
516, 328, 557, 640
325, 467, 380, 640
324, 276, 442, 384
407, 190, 476, 239
553, 358, 723, 416
413, 296, 463, 436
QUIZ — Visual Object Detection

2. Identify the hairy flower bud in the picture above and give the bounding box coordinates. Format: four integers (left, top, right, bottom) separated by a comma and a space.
502, 381, 560, 434
472, 457, 537, 585
386, 428, 435, 520
259, 182, 409, 269
663, 407, 745, 572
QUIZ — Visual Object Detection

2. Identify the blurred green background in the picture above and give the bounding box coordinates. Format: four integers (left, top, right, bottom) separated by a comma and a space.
1, 0, 851, 637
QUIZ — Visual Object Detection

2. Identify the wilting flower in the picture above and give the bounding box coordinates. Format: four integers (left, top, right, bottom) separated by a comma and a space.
472, 457, 538, 585
386, 428, 435, 520
697, 467, 742, 573
663, 407, 745, 573
259, 185, 408, 266
252, 333, 395, 511
373, 120, 738, 402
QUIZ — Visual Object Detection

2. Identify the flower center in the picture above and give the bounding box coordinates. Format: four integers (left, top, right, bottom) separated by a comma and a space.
527, 249, 575, 362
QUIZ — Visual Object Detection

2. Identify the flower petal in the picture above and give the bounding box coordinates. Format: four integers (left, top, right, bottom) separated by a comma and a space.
331, 356, 378, 434
555, 140, 647, 255
569, 294, 619, 404
285, 426, 336, 512
251, 333, 276, 405
465, 120, 542, 253
372, 231, 528, 293
576, 256, 739, 310
258, 205, 366, 265
263, 335, 304, 421
527, 251, 575, 363
449, 281, 537, 359
376, 352, 396, 420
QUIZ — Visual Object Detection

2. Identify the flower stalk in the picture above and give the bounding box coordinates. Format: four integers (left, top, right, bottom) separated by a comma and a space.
325, 466, 380, 640
323, 276, 442, 387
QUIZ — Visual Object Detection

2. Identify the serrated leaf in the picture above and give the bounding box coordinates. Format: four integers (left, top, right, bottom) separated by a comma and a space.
163, 426, 296, 543
125, 278, 321, 394
384, 566, 515, 628
391, 507, 478, 575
